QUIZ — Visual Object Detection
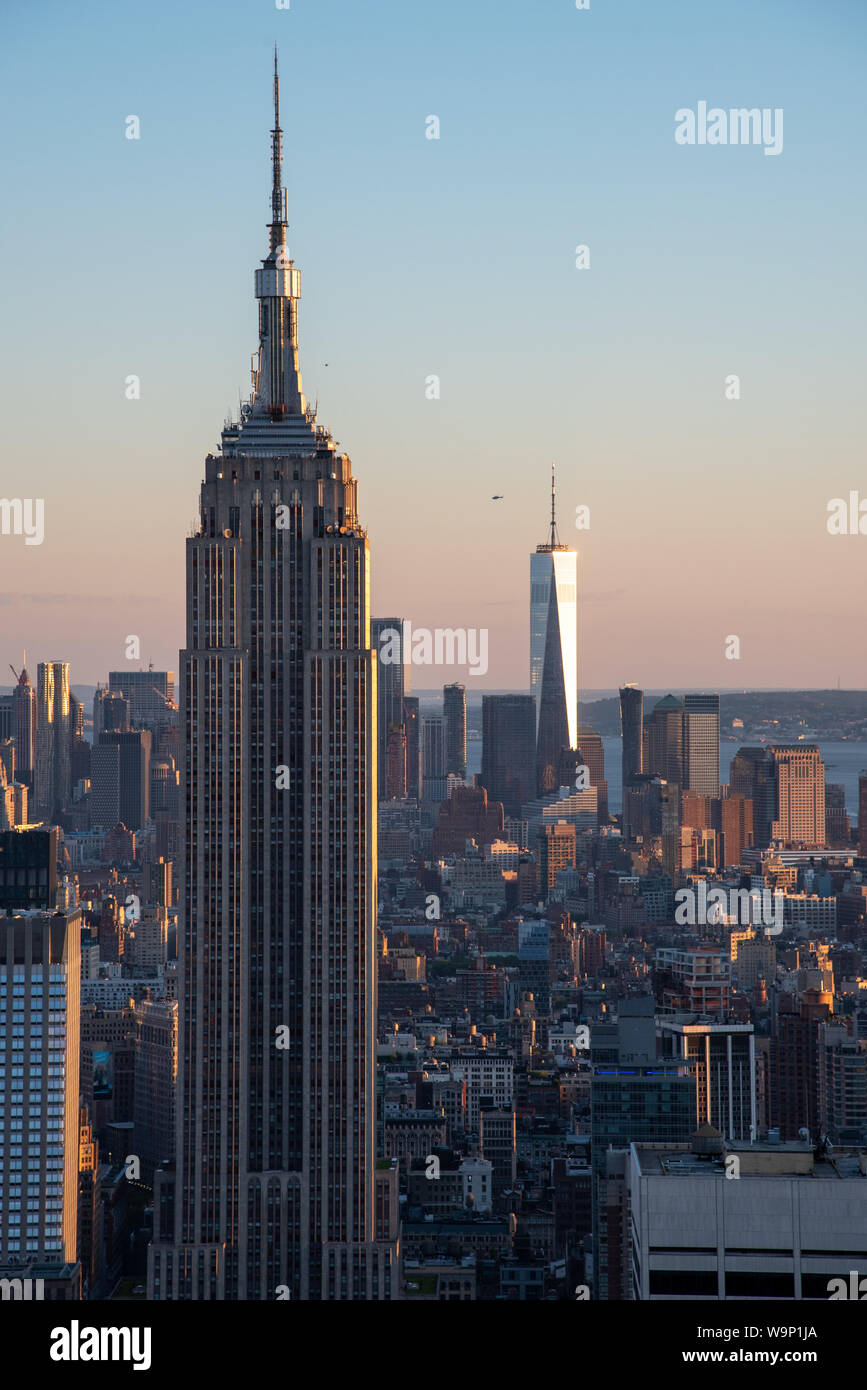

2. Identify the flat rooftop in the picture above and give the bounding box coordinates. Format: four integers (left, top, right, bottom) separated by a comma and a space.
634, 1145, 866, 1180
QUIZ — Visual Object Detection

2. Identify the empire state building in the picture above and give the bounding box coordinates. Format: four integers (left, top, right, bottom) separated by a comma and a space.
148, 55, 398, 1300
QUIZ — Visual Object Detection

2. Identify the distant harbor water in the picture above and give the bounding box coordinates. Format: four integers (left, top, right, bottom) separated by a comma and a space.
467, 739, 867, 820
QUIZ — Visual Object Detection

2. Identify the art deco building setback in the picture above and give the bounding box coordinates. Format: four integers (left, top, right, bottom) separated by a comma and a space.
148, 54, 398, 1300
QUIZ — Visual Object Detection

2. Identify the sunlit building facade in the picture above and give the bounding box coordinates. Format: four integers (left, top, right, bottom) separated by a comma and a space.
530, 468, 578, 795
148, 56, 397, 1301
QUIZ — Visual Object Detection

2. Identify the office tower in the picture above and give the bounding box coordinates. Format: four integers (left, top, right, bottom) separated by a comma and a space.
34, 661, 71, 820
719, 792, 753, 867
658, 1020, 756, 1142
384, 726, 406, 798
371, 618, 406, 795
421, 715, 447, 803
78, 1104, 104, 1298
659, 779, 680, 880
90, 729, 152, 832
69, 691, 89, 789
142, 854, 173, 910
734, 934, 776, 992
551, 1155, 592, 1263
11, 662, 36, 788
450, 1050, 514, 1133
0, 828, 58, 911
530, 465, 578, 795
770, 746, 826, 847
104, 824, 136, 864
91, 894, 124, 966
622, 773, 647, 840
443, 683, 467, 779
576, 723, 608, 822
817, 1024, 867, 1145
149, 58, 397, 1301
644, 694, 683, 784
0, 740, 14, 785
622, 773, 674, 844
505, 816, 529, 848
69, 693, 83, 746
622, 773, 651, 840
432, 784, 504, 857
128, 905, 169, 975
628, 1138, 865, 1301
730, 746, 776, 847
680, 790, 752, 868
134, 997, 178, 1184
0, 907, 81, 1276
80, 1002, 136, 1126
93, 687, 130, 738
480, 694, 535, 818
150, 751, 181, 878
859, 772, 867, 856
479, 1109, 517, 1195
538, 821, 576, 897
590, 998, 695, 1300
680, 790, 712, 830
401, 695, 419, 799
0, 759, 27, 832
682, 693, 720, 797
771, 991, 831, 1141
619, 683, 643, 793
107, 670, 176, 731
825, 783, 849, 847
150, 759, 180, 819
732, 746, 826, 850
518, 919, 552, 1014
0, 698, 10, 741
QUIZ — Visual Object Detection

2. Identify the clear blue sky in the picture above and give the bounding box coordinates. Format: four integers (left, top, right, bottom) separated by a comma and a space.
1, 0, 865, 688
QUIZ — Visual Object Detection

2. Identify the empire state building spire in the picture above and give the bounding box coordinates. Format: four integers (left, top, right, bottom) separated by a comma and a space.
235, 46, 306, 430
269, 44, 288, 256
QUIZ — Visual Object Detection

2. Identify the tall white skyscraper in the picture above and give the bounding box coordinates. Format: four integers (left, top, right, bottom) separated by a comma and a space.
530, 465, 578, 794
0, 908, 81, 1284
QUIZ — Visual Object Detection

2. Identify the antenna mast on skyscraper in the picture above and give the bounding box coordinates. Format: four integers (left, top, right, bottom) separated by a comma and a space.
549, 461, 560, 547
270, 44, 288, 255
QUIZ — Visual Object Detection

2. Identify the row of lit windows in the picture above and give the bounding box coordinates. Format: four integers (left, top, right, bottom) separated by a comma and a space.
0, 983, 66, 992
